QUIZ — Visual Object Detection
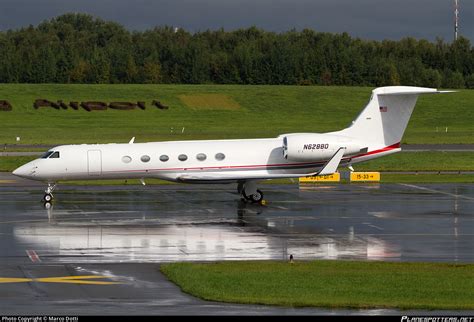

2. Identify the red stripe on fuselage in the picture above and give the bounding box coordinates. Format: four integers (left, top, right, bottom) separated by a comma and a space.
350, 142, 400, 159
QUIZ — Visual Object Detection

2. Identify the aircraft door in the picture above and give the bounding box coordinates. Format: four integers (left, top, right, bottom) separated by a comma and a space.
87, 150, 102, 176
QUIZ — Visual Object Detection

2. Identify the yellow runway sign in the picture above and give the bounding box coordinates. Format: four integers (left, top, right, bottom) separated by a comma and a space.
0, 275, 120, 285
350, 172, 380, 182
299, 173, 340, 183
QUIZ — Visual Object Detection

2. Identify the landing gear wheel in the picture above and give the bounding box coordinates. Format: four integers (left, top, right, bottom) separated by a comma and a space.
243, 189, 264, 203
44, 193, 53, 202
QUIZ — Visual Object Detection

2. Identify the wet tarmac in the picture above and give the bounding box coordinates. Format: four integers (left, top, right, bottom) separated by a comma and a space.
0, 177, 473, 315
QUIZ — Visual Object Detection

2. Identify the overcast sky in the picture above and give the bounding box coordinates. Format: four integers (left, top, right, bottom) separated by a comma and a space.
0, 0, 472, 42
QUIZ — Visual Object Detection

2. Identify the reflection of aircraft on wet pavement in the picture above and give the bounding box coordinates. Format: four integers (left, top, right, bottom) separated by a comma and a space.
14, 199, 399, 262
13, 86, 451, 203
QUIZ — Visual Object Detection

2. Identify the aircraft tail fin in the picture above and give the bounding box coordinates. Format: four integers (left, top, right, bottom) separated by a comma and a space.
338, 86, 452, 147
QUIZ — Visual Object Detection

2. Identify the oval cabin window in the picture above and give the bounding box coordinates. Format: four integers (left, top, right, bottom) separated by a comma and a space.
196, 153, 207, 161
178, 154, 188, 161
215, 153, 225, 161
160, 155, 169, 162
122, 156, 132, 163
141, 155, 151, 163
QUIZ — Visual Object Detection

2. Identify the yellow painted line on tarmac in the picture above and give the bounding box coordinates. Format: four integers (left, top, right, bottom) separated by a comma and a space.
0, 277, 33, 283
36, 275, 121, 285
0, 180, 16, 183
0, 275, 121, 285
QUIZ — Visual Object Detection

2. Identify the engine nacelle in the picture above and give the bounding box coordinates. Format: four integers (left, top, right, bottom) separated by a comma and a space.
282, 134, 364, 162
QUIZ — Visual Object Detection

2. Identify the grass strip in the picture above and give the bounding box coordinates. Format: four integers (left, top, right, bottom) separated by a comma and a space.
356, 151, 474, 171
0, 84, 472, 145
161, 260, 474, 310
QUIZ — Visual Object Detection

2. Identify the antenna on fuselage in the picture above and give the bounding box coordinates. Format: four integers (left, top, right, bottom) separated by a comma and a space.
129, 137, 135, 144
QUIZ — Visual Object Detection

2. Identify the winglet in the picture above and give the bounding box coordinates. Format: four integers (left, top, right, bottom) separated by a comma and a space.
317, 147, 345, 175
129, 137, 135, 144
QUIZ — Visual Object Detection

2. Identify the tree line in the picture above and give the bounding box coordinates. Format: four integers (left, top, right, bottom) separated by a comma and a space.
0, 13, 473, 88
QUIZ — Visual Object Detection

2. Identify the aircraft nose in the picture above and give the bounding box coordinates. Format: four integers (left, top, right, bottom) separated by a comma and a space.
12, 163, 36, 178
12, 165, 26, 177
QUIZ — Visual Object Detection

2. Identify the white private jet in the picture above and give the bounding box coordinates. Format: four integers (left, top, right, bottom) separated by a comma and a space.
13, 86, 449, 203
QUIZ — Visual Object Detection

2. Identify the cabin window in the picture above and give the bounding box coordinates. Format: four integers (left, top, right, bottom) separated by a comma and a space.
160, 155, 169, 162
41, 151, 54, 159
196, 153, 207, 161
215, 153, 225, 161
122, 156, 132, 163
49, 151, 60, 158
178, 154, 188, 161
141, 155, 151, 163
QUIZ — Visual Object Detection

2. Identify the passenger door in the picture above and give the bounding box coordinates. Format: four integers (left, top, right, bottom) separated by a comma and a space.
87, 150, 102, 176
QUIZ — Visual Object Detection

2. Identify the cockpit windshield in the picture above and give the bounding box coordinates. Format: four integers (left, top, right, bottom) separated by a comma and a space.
40, 151, 60, 159
41, 151, 54, 159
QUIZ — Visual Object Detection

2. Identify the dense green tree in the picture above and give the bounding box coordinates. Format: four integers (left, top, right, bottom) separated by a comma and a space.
0, 13, 472, 88
69, 59, 89, 83
142, 60, 162, 84
88, 49, 111, 83
443, 70, 465, 89
466, 74, 474, 89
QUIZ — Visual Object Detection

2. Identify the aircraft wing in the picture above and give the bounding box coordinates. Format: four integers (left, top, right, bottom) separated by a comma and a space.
317, 147, 345, 175
177, 147, 345, 182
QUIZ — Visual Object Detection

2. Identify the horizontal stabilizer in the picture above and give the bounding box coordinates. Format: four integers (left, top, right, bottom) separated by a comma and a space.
378, 90, 456, 96
317, 147, 345, 176
373, 86, 451, 96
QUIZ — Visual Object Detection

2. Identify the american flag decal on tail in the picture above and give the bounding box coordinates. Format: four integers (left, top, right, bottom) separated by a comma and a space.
379, 106, 388, 112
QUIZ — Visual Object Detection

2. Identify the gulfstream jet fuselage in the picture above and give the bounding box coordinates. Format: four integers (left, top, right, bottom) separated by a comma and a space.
13, 86, 450, 203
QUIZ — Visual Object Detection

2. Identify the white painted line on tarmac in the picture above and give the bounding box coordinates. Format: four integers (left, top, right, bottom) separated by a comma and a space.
363, 222, 384, 231
368, 224, 384, 231
398, 183, 474, 201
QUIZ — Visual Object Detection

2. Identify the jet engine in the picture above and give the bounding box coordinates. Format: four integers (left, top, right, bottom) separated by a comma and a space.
282, 134, 364, 162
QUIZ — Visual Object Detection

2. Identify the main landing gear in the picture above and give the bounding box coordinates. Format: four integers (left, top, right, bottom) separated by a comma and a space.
237, 180, 264, 204
43, 183, 56, 202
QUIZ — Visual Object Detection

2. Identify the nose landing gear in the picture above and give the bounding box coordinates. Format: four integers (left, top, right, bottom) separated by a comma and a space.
43, 183, 56, 202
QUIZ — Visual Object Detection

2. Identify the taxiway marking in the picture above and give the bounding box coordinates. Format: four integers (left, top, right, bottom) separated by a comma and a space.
0, 275, 121, 285
0, 180, 16, 183
367, 224, 384, 231
399, 183, 474, 201
0, 277, 33, 283
37, 275, 120, 285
